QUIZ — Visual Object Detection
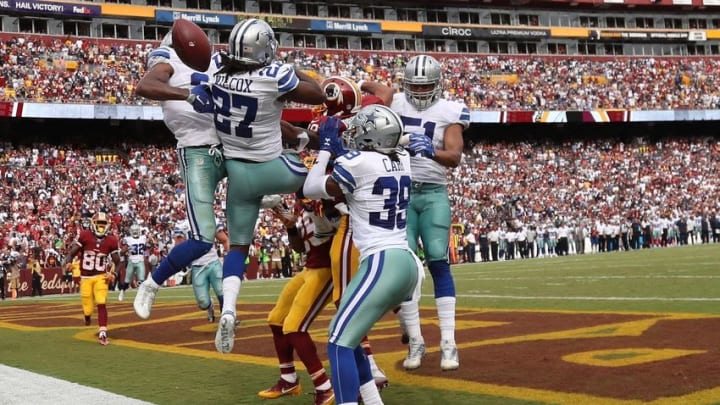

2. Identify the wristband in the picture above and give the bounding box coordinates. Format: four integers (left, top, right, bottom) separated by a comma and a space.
185, 92, 196, 104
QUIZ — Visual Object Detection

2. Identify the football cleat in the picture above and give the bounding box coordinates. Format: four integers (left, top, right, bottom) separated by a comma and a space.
215, 311, 237, 353
403, 337, 426, 370
98, 331, 108, 346
257, 378, 301, 399
133, 280, 158, 320
440, 340, 459, 371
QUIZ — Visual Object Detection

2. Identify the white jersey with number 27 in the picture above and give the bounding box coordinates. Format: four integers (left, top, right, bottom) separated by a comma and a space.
211, 62, 300, 162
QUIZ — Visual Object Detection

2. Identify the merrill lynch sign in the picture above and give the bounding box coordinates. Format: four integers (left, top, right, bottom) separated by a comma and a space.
156, 10, 235, 26
310, 19, 381, 33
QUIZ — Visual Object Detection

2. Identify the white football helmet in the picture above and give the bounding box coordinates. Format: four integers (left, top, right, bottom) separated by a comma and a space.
130, 224, 141, 238
227, 18, 278, 66
403, 55, 442, 111
342, 104, 404, 154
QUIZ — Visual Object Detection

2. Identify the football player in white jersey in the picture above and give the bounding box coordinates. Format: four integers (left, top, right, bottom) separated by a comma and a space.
118, 224, 148, 301
187, 18, 325, 353
391, 54, 470, 371
133, 32, 227, 320
172, 220, 226, 322
303, 105, 421, 405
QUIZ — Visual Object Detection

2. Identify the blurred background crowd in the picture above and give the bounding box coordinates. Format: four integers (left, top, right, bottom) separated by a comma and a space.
1, 135, 718, 274
2, 35, 720, 110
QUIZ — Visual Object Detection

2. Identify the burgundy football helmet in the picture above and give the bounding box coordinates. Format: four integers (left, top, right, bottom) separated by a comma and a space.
321, 76, 362, 118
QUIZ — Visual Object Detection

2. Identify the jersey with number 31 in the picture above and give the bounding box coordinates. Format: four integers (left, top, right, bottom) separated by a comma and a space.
211, 62, 299, 161
332, 149, 412, 260
146, 46, 221, 148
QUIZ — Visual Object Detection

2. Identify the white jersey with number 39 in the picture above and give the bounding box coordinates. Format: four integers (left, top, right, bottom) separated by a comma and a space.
332, 149, 412, 260
390, 93, 470, 184
146, 46, 221, 148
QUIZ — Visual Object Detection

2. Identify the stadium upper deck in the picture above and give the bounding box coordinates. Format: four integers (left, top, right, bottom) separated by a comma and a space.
1, 0, 720, 55
2, 1, 720, 123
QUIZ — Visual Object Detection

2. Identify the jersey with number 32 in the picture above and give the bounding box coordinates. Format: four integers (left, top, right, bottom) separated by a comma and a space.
332, 149, 412, 260
211, 62, 300, 161
390, 94, 470, 184
146, 46, 221, 148
123, 235, 147, 264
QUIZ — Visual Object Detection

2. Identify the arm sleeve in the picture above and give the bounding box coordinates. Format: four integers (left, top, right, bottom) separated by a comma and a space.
147, 46, 172, 70
302, 150, 333, 200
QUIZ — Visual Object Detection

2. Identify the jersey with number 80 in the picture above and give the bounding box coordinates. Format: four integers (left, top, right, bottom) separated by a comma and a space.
332, 149, 412, 260
75, 230, 119, 276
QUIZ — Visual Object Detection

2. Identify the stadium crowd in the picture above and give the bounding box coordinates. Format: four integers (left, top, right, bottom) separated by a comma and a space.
2, 35, 720, 110
1, 135, 718, 277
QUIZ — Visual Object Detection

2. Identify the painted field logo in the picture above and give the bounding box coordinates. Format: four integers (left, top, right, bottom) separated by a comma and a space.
4, 303, 720, 404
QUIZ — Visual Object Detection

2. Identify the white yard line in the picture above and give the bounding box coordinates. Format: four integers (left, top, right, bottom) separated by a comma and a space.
459, 293, 720, 302
0, 365, 155, 405
464, 275, 720, 281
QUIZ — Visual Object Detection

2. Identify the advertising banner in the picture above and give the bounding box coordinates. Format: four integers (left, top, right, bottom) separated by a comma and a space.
101, 4, 154, 18
235, 14, 310, 29
309, 19, 381, 33
598, 30, 689, 40
688, 30, 707, 41
482, 28, 550, 39
5, 266, 75, 297
422, 25, 482, 38
155, 10, 235, 26
423, 26, 549, 39
0, 0, 100, 17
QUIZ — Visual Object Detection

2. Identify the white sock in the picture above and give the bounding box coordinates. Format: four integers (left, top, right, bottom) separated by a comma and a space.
367, 354, 378, 370
221, 276, 241, 314
146, 276, 160, 289
436, 296, 456, 343
280, 372, 297, 383
399, 299, 423, 341
359, 380, 383, 405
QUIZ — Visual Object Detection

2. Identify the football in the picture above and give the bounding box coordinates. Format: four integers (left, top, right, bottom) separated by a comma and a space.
171, 18, 212, 72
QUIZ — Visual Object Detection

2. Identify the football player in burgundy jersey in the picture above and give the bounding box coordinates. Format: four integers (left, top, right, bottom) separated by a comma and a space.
63, 212, 121, 345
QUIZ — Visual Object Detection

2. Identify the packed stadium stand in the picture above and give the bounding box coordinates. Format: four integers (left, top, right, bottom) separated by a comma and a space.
3, 34, 720, 110
2, 0, 720, 278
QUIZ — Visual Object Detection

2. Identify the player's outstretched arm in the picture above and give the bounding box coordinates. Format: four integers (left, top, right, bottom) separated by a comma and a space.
135, 64, 190, 102
359, 80, 393, 107
281, 67, 325, 106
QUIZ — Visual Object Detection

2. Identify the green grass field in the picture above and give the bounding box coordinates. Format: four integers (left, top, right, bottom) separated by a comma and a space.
1, 244, 719, 405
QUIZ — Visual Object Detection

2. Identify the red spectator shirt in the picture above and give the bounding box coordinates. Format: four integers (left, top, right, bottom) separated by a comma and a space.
74, 230, 119, 277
